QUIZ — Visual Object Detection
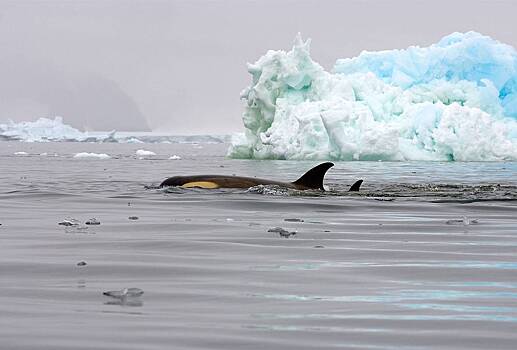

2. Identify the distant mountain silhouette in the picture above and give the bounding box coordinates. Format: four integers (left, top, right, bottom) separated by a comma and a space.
0, 55, 149, 131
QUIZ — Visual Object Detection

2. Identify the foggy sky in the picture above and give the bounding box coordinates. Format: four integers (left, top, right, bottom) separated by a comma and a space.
1, 0, 516, 134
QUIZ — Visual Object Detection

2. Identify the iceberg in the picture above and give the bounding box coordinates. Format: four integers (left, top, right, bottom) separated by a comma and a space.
0, 117, 231, 144
0, 117, 116, 142
1, 117, 88, 142
228, 32, 517, 161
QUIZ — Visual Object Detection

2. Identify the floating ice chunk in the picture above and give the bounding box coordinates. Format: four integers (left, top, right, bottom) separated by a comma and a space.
73, 152, 111, 159
229, 32, 517, 161
446, 216, 479, 225
13, 151, 28, 155
85, 218, 101, 225
268, 227, 297, 238
103, 287, 144, 299
58, 218, 94, 233
58, 218, 80, 226
284, 218, 304, 222
168, 155, 181, 160
135, 149, 156, 156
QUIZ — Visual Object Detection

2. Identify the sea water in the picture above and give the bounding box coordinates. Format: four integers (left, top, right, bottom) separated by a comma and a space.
1, 141, 516, 349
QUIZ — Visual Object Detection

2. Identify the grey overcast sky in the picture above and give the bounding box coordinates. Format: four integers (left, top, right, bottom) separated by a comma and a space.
0, 0, 516, 133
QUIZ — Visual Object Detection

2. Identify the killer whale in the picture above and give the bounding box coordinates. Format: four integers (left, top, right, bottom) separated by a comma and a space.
160, 162, 363, 191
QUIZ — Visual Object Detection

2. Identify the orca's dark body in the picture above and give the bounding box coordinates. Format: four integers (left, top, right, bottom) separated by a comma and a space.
160, 162, 363, 191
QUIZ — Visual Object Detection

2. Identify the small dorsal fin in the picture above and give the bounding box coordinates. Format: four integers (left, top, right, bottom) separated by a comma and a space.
349, 179, 363, 192
292, 162, 334, 190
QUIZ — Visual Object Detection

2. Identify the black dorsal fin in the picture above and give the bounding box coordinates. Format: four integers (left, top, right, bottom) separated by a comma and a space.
348, 179, 363, 192
292, 162, 334, 190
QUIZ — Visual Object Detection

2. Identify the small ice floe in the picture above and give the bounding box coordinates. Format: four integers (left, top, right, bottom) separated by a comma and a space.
58, 218, 80, 226
268, 227, 297, 238
103, 288, 144, 306
103, 288, 144, 299
85, 218, 101, 225
168, 155, 181, 160
39, 152, 48, 156
58, 218, 93, 233
73, 152, 111, 159
446, 216, 479, 225
284, 218, 304, 222
128, 216, 139, 220
135, 149, 156, 156
76, 261, 87, 266
14, 151, 28, 155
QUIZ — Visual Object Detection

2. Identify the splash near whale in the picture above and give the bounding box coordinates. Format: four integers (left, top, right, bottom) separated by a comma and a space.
228, 32, 517, 161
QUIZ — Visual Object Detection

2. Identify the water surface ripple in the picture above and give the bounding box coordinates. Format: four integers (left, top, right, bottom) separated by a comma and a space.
0, 142, 516, 349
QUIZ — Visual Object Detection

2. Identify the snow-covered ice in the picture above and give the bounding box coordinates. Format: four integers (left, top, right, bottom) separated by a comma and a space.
228, 32, 517, 161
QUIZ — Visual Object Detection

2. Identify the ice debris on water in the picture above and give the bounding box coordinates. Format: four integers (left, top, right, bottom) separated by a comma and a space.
446, 216, 479, 225
228, 32, 517, 161
85, 218, 101, 225
103, 288, 144, 299
58, 218, 97, 233
135, 149, 156, 156
58, 218, 81, 226
168, 155, 182, 160
73, 152, 111, 159
284, 218, 304, 222
14, 151, 28, 155
268, 227, 297, 238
